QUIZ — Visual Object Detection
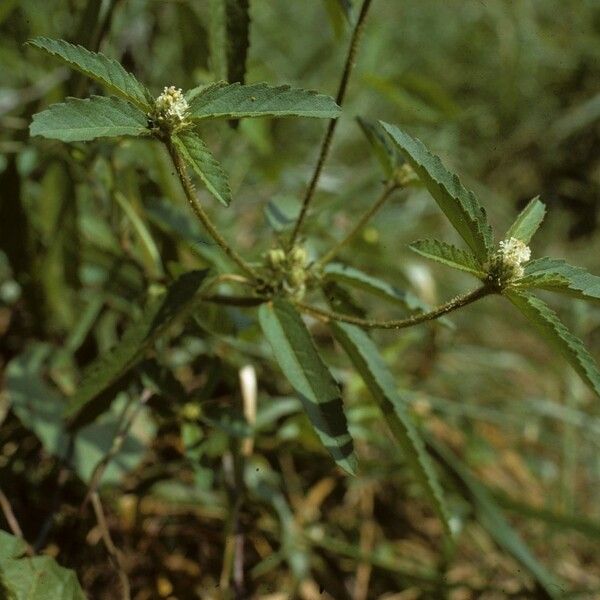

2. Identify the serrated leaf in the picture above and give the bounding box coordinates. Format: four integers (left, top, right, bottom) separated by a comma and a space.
356, 116, 400, 177
27, 37, 152, 111
30, 96, 150, 142
505, 196, 546, 244
173, 130, 232, 206
323, 263, 429, 313
330, 322, 452, 536
66, 270, 208, 428
506, 289, 600, 398
380, 122, 493, 260
518, 257, 600, 305
209, 0, 250, 84
409, 239, 485, 277
258, 299, 357, 474
188, 82, 341, 120
429, 438, 561, 598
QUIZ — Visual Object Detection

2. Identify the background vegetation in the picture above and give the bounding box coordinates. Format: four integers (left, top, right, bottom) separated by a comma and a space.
1, 0, 600, 598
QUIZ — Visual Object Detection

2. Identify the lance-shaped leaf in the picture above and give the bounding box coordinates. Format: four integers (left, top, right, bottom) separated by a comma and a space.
30, 96, 150, 142
323, 263, 428, 313
357, 116, 401, 177
428, 438, 562, 598
330, 322, 452, 536
518, 258, 600, 305
380, 122, 493, 260
172, 130, 232, 206
209, 0, 250, 85
188, 82, 341, 120
505, 289, 600, 398
505, 196, 546, 244
27, 37, 152, 111
409, 239, 485, 278
66, 270, 208, 428
258, 299, 357, 474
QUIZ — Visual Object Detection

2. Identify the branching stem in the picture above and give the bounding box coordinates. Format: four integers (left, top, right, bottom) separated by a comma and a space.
317, 182, 398, 268
295, 285, 491, 329
289, 0, 374, 246
165, 140, 259, 279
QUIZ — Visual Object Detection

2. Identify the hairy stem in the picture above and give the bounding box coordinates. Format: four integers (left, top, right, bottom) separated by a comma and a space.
317, 182, 398, 267
289, 0, 374, 247
165, 140, 259, 279
295, 285, 491, 329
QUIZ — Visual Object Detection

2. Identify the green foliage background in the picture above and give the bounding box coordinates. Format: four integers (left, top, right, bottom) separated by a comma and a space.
1, 0, 600, 598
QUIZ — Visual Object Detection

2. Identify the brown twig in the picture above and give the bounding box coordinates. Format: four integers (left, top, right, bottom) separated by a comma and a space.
0, 488, 33, 556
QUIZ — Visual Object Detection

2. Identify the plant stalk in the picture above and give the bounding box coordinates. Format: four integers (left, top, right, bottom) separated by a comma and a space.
317, 182, 398, 268
289, 0, 374, 247
296, 285, 491, 329
165, 140, 259, 279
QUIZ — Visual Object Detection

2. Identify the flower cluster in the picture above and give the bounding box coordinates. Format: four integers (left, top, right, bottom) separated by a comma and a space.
151, 86, 189, 130
488, 237, 531, 285
263, 246, 309, 299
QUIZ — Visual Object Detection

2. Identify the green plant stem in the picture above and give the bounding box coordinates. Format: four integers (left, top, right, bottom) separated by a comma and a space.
165, 140, 259, 279
295, 285, 491, 329
317, 182, 398, 268
288, 0, 374, 247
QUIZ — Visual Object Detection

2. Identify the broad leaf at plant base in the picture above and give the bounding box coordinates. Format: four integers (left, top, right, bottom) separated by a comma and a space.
188, 82, 342, 120
506, 289, 600, 398
330, 321, 453, 537
258, 299, 357, 474
505, 196, 546, 244
66, 270, 208, 428
30, 96, 150, 142
409, 239, 485, 278
27, 37, 152, 111
173, 131, 232, 206
0, 531, 85, 600
380, 122, 493, 261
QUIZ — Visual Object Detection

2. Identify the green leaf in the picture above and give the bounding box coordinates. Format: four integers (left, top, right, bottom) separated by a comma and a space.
323, 0, 353, 37
172, 130, 232, 206
27, 37, 152, 111
505, 289, 600, 398
409, 239, 485, 277
30, 96, 150, 142
323, 263, 428, 313
356, 116, 400, 177
505, 196, 546, 244
379, 122, 493, 260
429, 438, 562, 598
188, 82, 341, 120
209, 0, 250, 85
330, 321, 452, 537
258, 299, 357, 474
7, 345, 156, 486
0, 532, 85, 600
66, 270, 208, 428
518, 258, 600, 305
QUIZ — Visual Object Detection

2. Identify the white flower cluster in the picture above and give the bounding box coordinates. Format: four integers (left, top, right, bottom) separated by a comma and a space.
154, 86, 189, 123
496, 237, 531, 278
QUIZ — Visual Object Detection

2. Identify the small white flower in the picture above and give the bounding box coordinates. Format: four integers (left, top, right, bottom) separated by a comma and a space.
154, 86, 189, 123
496, 237, 531, 279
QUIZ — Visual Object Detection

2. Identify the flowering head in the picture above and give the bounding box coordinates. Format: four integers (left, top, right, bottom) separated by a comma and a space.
150, 86, 189, 133
487, 237, 531, 287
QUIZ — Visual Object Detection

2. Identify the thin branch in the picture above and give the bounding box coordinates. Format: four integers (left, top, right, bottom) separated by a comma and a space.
199, 293, 267, 307
83, 390, 152, 509
295, 285, 491, 329
0, 488, 33, 556
91, 492, 131, 600
289, 0, 374, 247
316, 182, 398, 268
165, 140, 259, 279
